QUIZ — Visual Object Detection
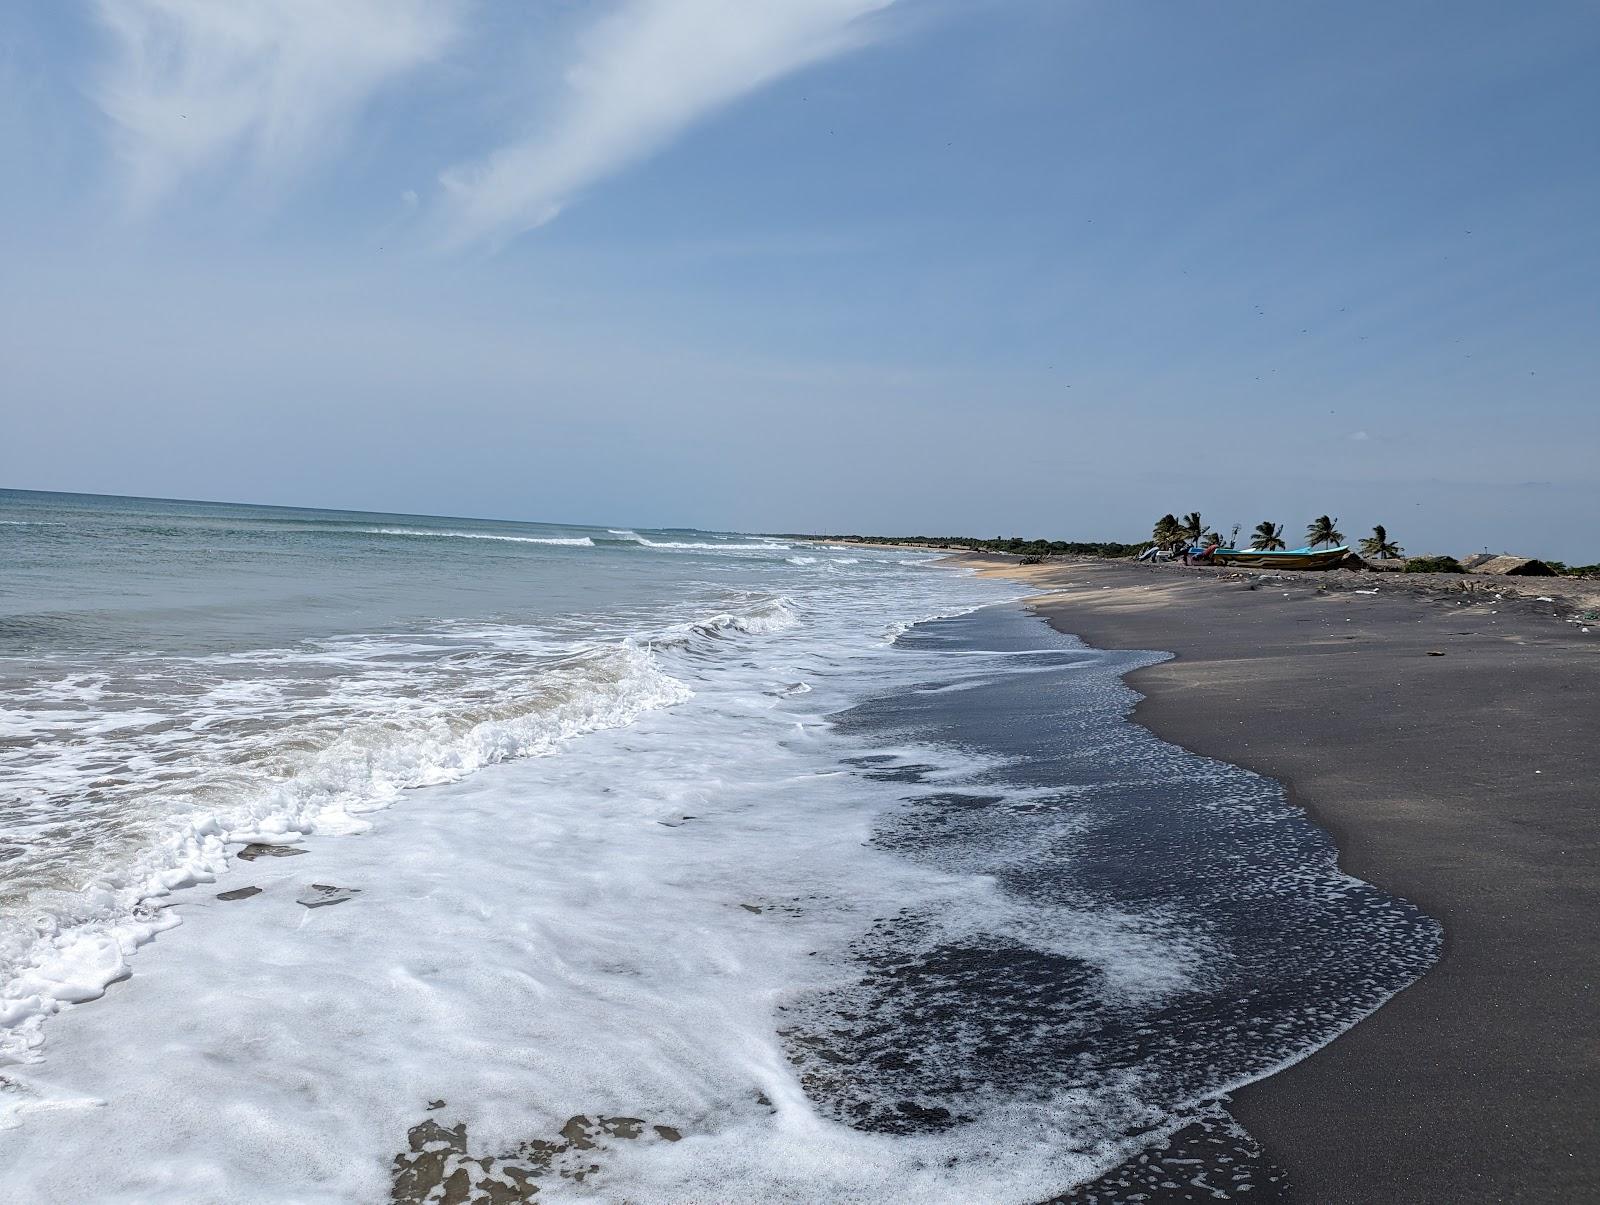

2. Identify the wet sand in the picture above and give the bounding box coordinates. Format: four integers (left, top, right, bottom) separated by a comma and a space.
955, 554, 1599, 1203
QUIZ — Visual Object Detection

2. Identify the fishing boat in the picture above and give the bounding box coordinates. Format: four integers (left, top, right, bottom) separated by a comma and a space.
1210, 545, 1351, 570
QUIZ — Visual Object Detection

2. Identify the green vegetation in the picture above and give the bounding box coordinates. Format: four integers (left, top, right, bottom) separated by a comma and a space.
1404, 555, 1465, 574
1151, 513, 1183, 548
1180, 512, 1219, 545
1149, 511, 1219, 550
1306, 515, 1345, 548
1542, 561, 1600, 578
1359, 524, 1404, 559
1251, 521, 1287, 551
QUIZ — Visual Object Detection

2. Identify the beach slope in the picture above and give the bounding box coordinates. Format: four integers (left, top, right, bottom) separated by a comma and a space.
959, 554, 1599, 1203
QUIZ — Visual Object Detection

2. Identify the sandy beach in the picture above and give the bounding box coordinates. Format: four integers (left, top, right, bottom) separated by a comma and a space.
953, 552, 1599, 1202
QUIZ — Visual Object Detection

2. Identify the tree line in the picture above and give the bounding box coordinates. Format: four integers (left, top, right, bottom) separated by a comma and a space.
792, 526, 1597, 575
1147, 513, 1401, 558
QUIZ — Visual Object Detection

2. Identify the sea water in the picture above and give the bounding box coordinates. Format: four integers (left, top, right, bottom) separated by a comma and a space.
0, 489, 1438, 1201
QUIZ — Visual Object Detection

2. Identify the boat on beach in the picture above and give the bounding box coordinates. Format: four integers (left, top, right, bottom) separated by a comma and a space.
1209, 545, 1351, 570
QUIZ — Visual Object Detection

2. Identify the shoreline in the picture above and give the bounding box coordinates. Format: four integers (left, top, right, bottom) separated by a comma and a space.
949, 553, 1599, 1202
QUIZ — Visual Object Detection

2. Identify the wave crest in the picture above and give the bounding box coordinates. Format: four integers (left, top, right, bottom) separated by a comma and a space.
607, 530, 787, 552
0, 642, 687, 1065
362, 528, 594, 546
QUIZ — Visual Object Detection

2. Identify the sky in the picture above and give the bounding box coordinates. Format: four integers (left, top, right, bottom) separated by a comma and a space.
2, 1, 1597, 557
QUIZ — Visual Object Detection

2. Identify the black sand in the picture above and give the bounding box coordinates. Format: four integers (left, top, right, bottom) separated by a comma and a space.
965, 555, 1599, 1202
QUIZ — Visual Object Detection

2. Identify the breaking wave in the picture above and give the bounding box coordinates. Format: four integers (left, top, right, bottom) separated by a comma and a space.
0, 594, 812, 1066
608, 529, 787, 552
360, 528, 594, 546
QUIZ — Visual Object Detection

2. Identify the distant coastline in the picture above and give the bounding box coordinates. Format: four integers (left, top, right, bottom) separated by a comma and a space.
790, 531, 1600, 579
788, 533, 1145, 560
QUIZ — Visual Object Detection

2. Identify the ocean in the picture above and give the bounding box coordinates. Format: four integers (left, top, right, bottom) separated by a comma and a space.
0, 489, 1439, 1201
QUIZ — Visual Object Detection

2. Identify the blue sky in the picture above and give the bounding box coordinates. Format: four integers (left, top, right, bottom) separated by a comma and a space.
3, 1, 1597, 557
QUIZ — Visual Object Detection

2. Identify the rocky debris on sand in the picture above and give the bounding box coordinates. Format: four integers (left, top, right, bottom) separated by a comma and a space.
297, 884, 359, 909
236, 843, 306, 861
390, 1109, 683, 1204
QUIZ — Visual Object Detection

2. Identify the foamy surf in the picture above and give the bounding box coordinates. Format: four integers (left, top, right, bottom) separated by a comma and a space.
0, 494, 1438, 1202
0, 638, 693, 1066
0, 558, 987, 1073
361, 528, 596, 545
608, 529, 788, 551
0, 598, 1437, 1203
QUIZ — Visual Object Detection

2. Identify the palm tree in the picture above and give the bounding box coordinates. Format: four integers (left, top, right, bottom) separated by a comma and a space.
1359, 524, 1404, 559
1152, 513, 1182, 549
1306, 514, 1345, 548
1180, 512, 1205, 545
1251, 520, 1287, 551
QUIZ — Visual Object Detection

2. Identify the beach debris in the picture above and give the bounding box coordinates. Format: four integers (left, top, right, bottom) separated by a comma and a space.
391, 1110, 684, 1203
297, 883, 359, 909
1536, 596, 1555, 602
1354, 589, 1379, 595
236, 843, 305, 862
1427, 651, 1446, 656
216, 886, 261, 901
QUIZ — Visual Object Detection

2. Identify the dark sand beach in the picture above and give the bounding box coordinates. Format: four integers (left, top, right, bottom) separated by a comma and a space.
953, 553, 1599, 1202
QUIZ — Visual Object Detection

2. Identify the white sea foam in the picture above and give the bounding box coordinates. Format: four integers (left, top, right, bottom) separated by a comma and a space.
0, 639, 697, 1067
5, 575, 1184, 1204
609, 529, 788, 552
646, 540, 789, 550
0, 572, 924, 1073
361, 528, 594, 545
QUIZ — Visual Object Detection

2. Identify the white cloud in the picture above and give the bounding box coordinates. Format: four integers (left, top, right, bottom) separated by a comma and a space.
93, 0, 458, 206
438, 0, 893, 247
1349, 430, 1370, 441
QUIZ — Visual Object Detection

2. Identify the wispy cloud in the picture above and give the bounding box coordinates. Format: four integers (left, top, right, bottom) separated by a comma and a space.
93, 0, 458, 206
438, 0, 894, 247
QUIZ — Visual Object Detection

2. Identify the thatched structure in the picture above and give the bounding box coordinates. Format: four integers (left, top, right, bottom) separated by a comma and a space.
1468, 555, 1557, 577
